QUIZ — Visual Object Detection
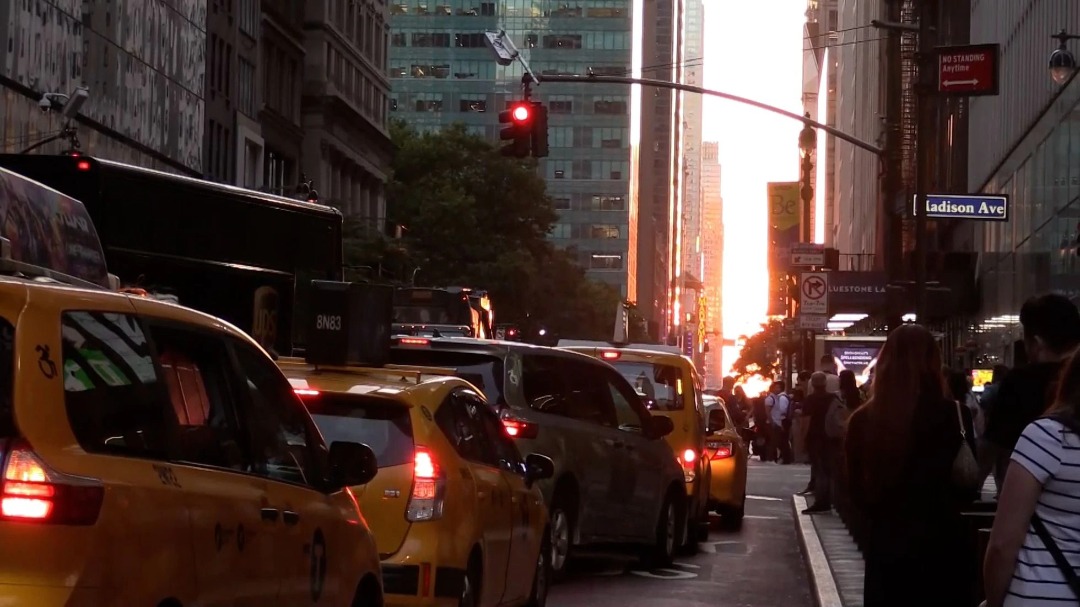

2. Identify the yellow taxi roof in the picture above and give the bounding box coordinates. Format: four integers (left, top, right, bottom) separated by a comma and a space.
276, 357, 474, 407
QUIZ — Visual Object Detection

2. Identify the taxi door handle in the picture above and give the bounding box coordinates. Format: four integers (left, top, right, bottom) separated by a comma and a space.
260, 507, 279, 523
282, 510, 300, 526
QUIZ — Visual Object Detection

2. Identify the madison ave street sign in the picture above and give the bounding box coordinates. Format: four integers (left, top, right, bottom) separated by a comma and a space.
914, 194, 1009, 221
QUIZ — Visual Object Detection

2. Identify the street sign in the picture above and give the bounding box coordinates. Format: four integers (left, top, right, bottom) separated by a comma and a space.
914, 193, 1009, 221
937, 43, 999, 97
798, 313, 829, 331
799, 272, 829, 316
791, 243, 826, 266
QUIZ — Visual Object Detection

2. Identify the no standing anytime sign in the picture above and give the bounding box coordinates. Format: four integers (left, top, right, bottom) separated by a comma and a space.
937, 43, 1000, 97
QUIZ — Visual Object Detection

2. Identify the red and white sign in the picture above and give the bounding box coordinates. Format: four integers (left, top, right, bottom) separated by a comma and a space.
799, 272, 829, 316
937, 44, 999, 97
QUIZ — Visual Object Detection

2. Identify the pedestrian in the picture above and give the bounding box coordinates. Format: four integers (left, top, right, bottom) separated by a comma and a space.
801, 372, 840, 513
833, 369, 863, 513
983, 294, 1080, 491
845, 324, 977, 607
764, 381, 792, 464
983, 349, 1080, 606
819, 354, 841, 392
976, 364, 1010, 497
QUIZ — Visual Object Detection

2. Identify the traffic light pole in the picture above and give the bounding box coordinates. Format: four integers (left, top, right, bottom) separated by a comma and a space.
536, 74, 886, 158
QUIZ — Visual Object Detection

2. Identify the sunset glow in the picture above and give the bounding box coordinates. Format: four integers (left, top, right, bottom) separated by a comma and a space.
703, 0, 806, 376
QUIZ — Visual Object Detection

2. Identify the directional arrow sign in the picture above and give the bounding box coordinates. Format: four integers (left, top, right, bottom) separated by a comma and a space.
937, 44, 999, 97
800, 272, 829, 316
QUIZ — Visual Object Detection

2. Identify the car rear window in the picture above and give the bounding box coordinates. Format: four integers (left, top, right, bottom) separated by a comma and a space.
389, 349, 506, 405
0, 318, 12, 438
300, 393, 413, 468
612, 361, 687, 411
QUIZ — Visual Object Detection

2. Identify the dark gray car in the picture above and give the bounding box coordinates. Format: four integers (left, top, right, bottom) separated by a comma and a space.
388, 336, 688, 576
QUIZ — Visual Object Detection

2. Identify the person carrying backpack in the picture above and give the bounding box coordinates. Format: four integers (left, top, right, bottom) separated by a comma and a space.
765, 381, 792, 464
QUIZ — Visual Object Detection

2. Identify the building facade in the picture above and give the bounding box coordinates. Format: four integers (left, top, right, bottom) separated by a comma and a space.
803, 0, 837, 247
700, 141, 723, 385
833, 0, 885, 271
0, 0, 206, 173
967, 0, 1080, 366
388, 0, 637, 296
680, 0, 705, 340
301, 0, 395, 230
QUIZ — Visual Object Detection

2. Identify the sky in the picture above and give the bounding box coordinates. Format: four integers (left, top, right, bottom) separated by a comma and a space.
701, 0, 807, 374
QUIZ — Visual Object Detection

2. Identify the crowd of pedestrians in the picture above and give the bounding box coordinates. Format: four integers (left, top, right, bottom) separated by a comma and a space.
734, 292, 1080, 606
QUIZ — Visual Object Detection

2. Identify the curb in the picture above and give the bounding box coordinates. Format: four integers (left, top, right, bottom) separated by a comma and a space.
792, 494, 844, 607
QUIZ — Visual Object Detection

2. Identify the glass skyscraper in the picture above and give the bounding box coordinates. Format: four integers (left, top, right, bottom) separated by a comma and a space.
388, 0, 636, 296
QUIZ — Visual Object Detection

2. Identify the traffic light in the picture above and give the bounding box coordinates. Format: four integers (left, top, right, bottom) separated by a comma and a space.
530, 101, 549, 158
499, 102, 532, 158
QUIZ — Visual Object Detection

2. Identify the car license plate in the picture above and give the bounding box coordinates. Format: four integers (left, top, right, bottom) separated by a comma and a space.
707, 441, 723, 449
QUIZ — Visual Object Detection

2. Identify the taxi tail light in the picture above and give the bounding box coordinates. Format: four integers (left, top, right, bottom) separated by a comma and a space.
0, 443, 104, 525
707, 442, 734, 461
406, 446, 446, 522
678, 448, 698, 483
499, 410, 539, 440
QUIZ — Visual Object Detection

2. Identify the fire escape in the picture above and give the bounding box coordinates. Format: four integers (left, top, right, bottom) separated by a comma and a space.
898, 0, 919, 254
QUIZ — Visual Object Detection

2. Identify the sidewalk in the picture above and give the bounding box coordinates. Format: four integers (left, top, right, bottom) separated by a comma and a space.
793, 478, 998, 607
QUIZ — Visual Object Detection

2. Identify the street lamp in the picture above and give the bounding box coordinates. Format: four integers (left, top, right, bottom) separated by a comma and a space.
798, 113, 817, 243
1050, 29, 1080, 85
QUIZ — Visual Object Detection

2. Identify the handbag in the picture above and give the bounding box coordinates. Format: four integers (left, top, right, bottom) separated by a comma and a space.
951, 400, 980, 491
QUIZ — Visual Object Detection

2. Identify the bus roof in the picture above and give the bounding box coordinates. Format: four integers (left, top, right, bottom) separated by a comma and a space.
557, 339, 683, 355
0, 166, 110, 288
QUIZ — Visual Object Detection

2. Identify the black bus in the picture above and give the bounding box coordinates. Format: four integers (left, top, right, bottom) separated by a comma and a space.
0, 154, 343, 354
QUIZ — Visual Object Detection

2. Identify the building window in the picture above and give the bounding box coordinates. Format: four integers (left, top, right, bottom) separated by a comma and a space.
593, 97, 627, 114
552, 197, 571, 210
415, 93, 443, 112
392, 33, 406, 46
239, 0, 259, 36
589, 254, 623, 270
590, 225, 620, 239
238, 58, 256, 117
542, 34, 583, 49
549, 99, 573, 114
551, 223, 571, 238
590, 195, 625, 211
459, 98, 487, 112
412, 33, 451, 47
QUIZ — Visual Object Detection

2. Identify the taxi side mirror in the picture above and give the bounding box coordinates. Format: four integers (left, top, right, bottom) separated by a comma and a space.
326, 441, 378, 490
646, 415, 674, 439
523, 453, 554, 488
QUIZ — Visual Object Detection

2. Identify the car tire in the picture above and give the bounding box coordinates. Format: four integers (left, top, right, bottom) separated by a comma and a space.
460, 559, 480, 607
643, 492, 679, 568
549, 491, 575, 580
526, 526, 552, 607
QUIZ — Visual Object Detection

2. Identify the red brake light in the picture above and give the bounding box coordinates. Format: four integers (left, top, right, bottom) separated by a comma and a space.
1, 444, 104, 525
500, 410, 539, 439
399, 337, 430, 346
707, 442, 734, 460
75, 160, 91, 171
601, 350, 620, 360
407, 446, 445, 521
682, 448, 696, 463
294, 388, 320, 397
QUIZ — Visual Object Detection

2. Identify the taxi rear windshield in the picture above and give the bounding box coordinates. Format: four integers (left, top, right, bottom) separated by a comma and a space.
612, 361, 687, 411
303, 395, 413, 468
388, 349, 505, 405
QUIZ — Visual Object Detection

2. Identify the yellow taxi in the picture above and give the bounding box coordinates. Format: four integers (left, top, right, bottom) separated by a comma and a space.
0, 273, 385, 603
280, 358, 556, 607
558, 341, 711, 546
704, 403, 749, 527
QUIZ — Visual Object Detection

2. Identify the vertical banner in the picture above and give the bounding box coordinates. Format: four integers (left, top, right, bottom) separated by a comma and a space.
768, 182, 801, 316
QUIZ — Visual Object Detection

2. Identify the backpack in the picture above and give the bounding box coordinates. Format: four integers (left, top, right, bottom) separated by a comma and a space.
824, 395, 849, 439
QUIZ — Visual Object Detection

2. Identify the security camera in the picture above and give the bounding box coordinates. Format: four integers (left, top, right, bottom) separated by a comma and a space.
38, 95, 54, 112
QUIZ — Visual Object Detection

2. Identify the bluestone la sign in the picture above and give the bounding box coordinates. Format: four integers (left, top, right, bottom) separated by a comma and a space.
913, 194, 1009, 221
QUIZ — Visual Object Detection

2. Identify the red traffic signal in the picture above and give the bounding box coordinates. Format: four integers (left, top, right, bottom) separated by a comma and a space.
512, 104, 530, 122
499, 102, 533, 158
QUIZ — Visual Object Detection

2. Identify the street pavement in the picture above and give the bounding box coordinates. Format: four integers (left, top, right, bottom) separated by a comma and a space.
549, 460, 814, 607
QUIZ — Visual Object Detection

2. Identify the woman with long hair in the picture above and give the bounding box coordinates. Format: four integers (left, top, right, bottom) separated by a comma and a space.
983, 349, 1080, 606
845, 324, 977, 606
838, 369, 862, 410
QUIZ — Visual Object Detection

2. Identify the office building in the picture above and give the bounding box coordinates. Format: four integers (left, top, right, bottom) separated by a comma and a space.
802, 0, 837, 247
681, 0, 705, 338
388, 0, 637, 297
968, 1, 1080, 365
700, 141, 724, 386
833, 0, 885, 271
0, 0, 206, 173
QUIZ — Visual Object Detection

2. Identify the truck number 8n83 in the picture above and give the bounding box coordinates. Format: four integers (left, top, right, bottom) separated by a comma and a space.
316, 315, 343, 331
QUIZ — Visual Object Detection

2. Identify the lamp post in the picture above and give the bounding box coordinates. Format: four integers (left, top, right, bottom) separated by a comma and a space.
797, 113, 817, 376
1050, 29, 1080, 85
798, 113, 817, 243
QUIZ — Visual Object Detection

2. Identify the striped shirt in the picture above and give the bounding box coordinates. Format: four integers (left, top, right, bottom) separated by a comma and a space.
1006, 418, 1080, 606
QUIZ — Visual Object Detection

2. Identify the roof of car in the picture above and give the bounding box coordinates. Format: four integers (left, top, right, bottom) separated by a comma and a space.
276, 357, 479, 407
